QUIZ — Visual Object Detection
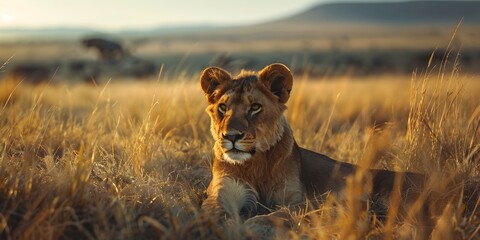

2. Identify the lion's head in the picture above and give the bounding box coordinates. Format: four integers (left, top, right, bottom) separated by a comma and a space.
200, 63, 293, 164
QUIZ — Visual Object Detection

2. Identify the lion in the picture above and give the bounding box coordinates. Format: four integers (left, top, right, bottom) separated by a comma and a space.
200, 63, 426, 222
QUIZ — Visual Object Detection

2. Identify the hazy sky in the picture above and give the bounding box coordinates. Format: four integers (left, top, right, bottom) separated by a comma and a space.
0, 0, 472, 30
0, 0, 321, 30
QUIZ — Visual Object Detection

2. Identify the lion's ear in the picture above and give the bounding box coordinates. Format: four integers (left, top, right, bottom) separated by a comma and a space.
200, 67, 232, 103
258, 63, 293, 103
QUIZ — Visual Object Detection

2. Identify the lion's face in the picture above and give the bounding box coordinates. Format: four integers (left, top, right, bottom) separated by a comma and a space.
200, 64, 293, 164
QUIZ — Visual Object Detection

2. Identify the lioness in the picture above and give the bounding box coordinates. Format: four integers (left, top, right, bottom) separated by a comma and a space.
200, 63, 425, 220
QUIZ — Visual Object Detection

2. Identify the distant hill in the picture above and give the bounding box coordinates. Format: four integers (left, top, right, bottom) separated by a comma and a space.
272, 1, 480, 26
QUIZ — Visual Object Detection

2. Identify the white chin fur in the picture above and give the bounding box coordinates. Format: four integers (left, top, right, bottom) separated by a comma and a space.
223, 152, 252, 164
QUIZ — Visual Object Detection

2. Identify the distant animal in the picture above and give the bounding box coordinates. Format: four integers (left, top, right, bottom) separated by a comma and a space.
200, 63, 426, 221
82, 38, 125, 62
7, 63, 53, 84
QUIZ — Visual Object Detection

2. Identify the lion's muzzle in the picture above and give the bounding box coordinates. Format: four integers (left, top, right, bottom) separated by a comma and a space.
220, 131, 256, 164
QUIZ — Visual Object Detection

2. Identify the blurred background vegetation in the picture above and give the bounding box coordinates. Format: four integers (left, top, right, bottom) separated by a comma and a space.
1, 1, 480, 84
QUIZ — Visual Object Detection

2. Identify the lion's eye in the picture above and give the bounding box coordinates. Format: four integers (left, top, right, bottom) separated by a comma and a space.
218, 103, 227, 114
250, 103, 262, 115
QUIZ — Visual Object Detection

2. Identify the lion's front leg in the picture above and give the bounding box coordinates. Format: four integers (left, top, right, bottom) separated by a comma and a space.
202, 177, 259, 222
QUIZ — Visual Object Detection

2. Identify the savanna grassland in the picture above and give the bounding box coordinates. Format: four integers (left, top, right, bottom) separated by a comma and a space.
0, 52, 479, 240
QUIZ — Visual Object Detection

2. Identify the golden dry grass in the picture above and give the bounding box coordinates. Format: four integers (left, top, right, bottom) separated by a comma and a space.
0, 55, 479, 239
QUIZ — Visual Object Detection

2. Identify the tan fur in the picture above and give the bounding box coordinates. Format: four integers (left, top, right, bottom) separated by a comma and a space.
200, 63, 426, 220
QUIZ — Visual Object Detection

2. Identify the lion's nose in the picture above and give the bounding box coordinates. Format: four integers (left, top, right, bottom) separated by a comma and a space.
223, 133, 245, 143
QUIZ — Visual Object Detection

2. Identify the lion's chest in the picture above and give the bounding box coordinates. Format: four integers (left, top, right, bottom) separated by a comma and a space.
220, 159, 304, 208
254, 177, 304, 207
